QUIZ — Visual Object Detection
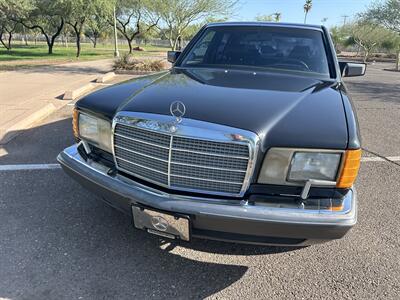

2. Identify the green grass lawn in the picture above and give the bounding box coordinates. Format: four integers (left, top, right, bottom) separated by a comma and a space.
0, 42, 169, 65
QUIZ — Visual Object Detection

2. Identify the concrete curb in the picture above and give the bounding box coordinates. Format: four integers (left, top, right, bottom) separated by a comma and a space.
0, 103, 57, 145
63, 82, 96, 100
1, 68, 121, 145
96, 72, 116, 83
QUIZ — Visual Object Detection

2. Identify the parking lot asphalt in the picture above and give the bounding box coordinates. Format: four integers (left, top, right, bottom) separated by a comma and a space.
0, 63, 399, 300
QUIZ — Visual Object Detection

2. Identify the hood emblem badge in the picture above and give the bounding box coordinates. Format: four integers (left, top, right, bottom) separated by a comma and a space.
170, 101, 186, 123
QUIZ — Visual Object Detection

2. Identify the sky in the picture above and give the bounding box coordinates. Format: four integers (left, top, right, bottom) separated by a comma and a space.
232, 0, 376, 28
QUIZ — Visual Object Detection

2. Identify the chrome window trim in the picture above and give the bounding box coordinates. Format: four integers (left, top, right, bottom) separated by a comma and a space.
111, 111, 260, 197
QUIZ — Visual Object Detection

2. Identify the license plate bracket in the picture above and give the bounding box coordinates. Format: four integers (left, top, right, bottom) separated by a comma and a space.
132, 205, 190, 241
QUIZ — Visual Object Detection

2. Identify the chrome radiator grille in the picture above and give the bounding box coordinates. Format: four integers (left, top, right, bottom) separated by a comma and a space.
113, 122, 252, 196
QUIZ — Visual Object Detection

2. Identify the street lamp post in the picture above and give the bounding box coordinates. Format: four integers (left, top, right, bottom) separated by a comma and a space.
113, 5, 120, 57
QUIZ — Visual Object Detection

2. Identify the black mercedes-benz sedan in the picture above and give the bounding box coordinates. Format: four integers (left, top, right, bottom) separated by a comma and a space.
58, 22, 365, 246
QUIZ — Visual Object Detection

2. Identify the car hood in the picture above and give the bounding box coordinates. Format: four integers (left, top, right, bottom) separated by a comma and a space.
78, 68, 348, 150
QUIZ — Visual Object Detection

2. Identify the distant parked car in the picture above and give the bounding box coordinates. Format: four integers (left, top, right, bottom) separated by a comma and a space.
58, 22, 365, 246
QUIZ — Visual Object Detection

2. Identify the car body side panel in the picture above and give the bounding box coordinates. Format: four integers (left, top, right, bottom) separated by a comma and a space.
339, 83, 362, 149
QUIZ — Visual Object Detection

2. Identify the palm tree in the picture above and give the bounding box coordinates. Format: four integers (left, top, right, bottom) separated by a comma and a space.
304, 0, 312, 24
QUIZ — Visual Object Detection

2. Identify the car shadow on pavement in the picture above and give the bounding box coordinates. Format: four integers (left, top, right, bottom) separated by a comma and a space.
0, 117, 299, 299
163, 238, 303, 255
0, 117, 75, 164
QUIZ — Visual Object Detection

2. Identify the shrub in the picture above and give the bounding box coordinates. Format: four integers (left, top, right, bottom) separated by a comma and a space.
114, 54, 167, 71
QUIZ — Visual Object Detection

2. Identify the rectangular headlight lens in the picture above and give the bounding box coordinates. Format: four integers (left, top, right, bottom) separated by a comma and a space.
288, 152, 341, 182
78, 113, 112, 152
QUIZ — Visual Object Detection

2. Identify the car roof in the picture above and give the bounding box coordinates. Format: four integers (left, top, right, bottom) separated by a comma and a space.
206, 22, 324, 31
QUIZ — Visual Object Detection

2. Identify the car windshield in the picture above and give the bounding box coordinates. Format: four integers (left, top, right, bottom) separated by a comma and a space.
180, 26, 331, 78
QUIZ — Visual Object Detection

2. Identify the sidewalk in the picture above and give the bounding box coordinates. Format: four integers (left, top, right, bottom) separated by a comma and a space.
0, 59, 114, 144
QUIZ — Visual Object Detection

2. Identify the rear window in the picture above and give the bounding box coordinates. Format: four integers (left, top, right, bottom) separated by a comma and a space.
180, 26, 331, 78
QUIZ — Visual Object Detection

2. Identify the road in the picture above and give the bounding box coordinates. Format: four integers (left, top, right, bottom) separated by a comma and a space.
0, 63, 399, 300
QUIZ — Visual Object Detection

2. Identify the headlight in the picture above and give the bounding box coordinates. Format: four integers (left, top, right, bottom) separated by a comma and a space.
288, 152, 341, 182
258, 148, 345, 186
77, 111, 112, 152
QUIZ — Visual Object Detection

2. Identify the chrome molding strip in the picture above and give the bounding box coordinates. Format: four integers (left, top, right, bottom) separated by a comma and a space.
171, 147, 249, 159
167, 135, 174, 187
115, 156, 169, 175
116, 144, 248, 173
114, 132, 170, 150
171, 161, 247, 173
114, 144, 169, 163
170, 174, 243, 185
116, 132, 249, 160
112, 111, 260, 197
115, 165, 170, 189
116, 157, 244, 184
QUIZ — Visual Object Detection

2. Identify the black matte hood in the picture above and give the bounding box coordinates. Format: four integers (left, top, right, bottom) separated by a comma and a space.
77, 68, 349, 151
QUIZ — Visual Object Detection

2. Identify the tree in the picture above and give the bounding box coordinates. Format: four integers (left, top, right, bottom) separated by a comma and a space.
274, 12, 282, 22
19, 0, 65, 54
361, 0, 400, 70
174, 16, 225, 43
64, 0, 109, 57
362, 0, 400, 33
179, 23, 202, 41
158, 0, 237, 50
330, 25, 349, 52
382, 34, 400, 70
304, 0, 312, 24
85, 10, 111, 48
346, 22, 393, 62
256, 12, 281, 22
114, 0, 160, 54
0, 15, 17, 50
0, 0, 30, 50
136, 23, 159, 45
256, 15, 274, 22
61, 24, 73, 48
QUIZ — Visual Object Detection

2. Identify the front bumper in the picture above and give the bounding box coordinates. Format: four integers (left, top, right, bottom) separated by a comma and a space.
57, 144, 357, 246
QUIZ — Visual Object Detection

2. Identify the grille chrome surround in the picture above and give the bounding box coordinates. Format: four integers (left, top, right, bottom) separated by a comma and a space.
112, 112, 259, 197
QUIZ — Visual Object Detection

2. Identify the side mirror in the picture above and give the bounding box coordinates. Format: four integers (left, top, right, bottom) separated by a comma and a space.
339, 61, 367, 77
167, 51, 181, 63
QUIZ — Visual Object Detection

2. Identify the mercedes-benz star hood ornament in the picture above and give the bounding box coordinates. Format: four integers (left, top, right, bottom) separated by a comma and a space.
170, 101, 186, 123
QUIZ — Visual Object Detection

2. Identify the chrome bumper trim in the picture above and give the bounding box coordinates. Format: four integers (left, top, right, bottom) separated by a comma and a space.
57, 144, 357, 227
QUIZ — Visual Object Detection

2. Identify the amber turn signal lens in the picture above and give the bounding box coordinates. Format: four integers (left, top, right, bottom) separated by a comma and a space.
72, 108, 79, 139
336, 149, 362, 188
331, 204, 344, 211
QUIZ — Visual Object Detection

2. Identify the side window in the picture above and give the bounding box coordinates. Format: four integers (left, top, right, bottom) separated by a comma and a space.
185, 31, 216, 65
